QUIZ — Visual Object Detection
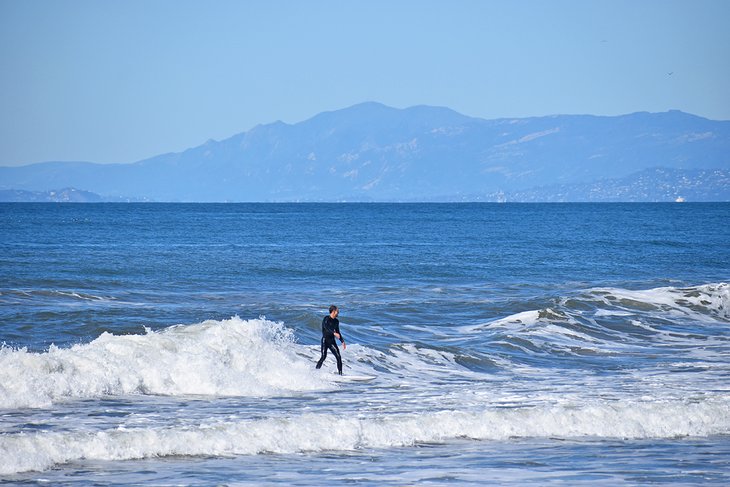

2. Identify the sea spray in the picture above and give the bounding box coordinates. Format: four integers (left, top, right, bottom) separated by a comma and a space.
0, 317, 329, 409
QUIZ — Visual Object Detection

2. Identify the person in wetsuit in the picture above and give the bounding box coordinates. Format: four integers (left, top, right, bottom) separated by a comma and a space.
316, 305, 347, 375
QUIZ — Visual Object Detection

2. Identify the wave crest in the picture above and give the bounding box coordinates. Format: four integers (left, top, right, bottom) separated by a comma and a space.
0, 317, 328, 409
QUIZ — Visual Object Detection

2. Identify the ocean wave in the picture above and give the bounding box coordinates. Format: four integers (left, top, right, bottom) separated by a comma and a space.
2, 283, 728, 410
0, 289, 114, 303
0, 314, 485, 410
2, 398, 728, 475
459, 282, 730, 355
0, 317, 331, 409
586, 282, 730, 321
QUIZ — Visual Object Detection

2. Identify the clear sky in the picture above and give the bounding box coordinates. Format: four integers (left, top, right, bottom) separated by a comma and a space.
1, 0, 728, 166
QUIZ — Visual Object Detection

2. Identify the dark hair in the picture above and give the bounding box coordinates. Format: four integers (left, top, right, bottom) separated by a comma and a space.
329, 305, 338, 313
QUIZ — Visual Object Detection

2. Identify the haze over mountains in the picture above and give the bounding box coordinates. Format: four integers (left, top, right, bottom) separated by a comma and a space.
1, 102, 728, 202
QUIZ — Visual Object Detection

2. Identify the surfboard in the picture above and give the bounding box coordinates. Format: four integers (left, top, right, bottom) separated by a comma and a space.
332, 374, 375, 382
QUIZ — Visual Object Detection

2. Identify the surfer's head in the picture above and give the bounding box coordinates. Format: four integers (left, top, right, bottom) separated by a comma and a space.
329, 305, 339, 317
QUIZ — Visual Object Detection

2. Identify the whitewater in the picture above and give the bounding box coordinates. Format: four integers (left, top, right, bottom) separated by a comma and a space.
1, 202, 729, 484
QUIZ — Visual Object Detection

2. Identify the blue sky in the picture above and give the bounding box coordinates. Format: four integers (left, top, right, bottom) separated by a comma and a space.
1, 0, 728, 166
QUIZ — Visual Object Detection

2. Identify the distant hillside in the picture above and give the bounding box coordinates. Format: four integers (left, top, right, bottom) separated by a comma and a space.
501, 168, 730, 202
1, 102, 728, 202
0, 188, 147, 203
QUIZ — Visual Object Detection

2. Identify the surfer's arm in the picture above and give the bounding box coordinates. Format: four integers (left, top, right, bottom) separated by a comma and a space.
333, 322, 346, 348
335, 332, 346, 350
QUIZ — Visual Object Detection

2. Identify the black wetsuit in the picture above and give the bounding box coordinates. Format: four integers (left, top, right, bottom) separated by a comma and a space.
316, 315, 344, 375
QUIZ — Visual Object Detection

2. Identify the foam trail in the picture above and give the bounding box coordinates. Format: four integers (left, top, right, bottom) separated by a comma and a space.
0, 317, 328, 409
2, 398, 728, 474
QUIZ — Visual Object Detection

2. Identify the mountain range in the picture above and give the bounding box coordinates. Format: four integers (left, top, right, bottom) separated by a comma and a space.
1, 102, 728, 202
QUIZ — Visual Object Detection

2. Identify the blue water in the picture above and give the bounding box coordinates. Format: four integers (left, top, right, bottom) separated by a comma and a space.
1, 203, 729, 484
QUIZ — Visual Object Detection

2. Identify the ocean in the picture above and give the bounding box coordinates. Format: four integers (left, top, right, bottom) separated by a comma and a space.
1, 202, 729, 485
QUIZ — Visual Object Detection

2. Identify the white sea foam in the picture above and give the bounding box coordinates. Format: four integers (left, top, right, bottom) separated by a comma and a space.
0, 314, 483, 411
0, 317, 330, 409
593, 309, 632, 317
459, 310, 540, 333
2, 398, 728, 475
590, 282, 730, 321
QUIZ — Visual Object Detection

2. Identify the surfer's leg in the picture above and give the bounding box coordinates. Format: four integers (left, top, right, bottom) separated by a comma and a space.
329, 343, 342, 375
316, 337, 328, 369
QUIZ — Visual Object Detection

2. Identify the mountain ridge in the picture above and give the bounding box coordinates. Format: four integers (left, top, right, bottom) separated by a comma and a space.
1, 103, 728, 202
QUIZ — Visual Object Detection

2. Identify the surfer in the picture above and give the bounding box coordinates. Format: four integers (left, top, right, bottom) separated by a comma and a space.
316, 305, 347, 375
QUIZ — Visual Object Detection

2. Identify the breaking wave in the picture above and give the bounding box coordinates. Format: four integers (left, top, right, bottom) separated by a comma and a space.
0, 317, 329, 409
2, 398, 728, 475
